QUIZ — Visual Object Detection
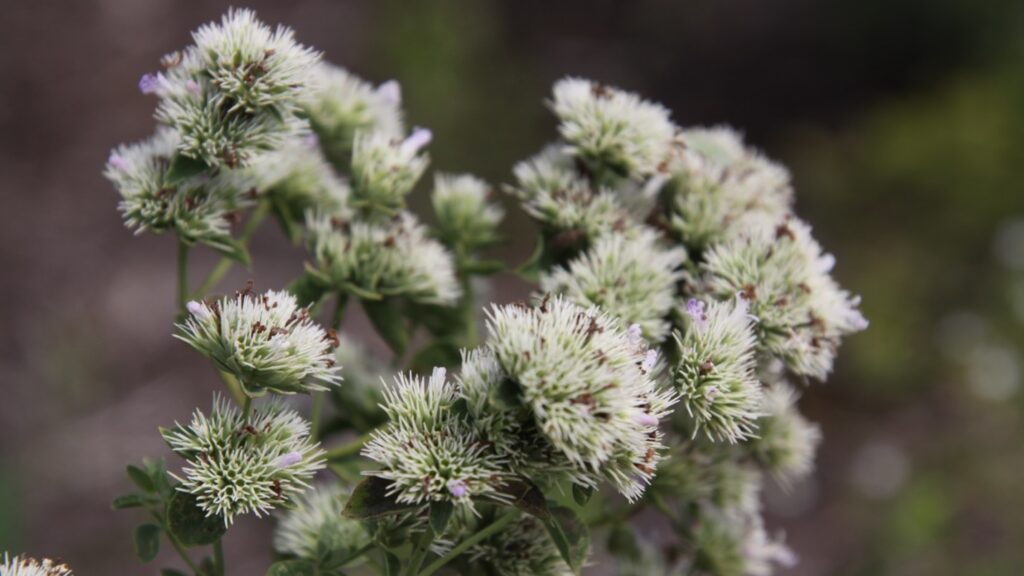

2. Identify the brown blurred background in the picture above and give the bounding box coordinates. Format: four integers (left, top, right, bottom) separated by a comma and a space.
2, 0, 1024, 574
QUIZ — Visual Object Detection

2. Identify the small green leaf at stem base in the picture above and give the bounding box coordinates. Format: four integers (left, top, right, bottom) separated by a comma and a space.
134, 523, 161, 563
127, 465, 156, 493
112, 493, 146, 509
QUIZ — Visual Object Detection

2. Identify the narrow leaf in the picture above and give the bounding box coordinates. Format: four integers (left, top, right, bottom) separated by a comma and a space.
112, 493, 146, 509
127, 465, 156, 493
571, 484, 594, 507
462, 258, 505, 276
498, 477, 550, 520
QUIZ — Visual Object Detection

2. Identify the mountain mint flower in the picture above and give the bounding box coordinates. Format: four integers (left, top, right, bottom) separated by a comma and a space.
551, 77, 674, 180
303, 63, 405, 166
105, 129, 251, 250
349, 129, 430, 217
305, 211, 461, 305
0, 554, 72, 576
161, 395, 325, 525
509, 146, 633, 241
431, 173, 504, 252
154, 8, 320, 168
245, 137, 351, 218
693, 507, 795, 576
674, 297, 763, 443
701, 217, 868, 379
362, 368, 513, 511
176, 288, 341, 396
664, 127, 793, 250
748, 382, 821, 483
464, 514, 572, 576
539, 229, 687, 343
273, 484, 372, 562
486, 297, 678, 500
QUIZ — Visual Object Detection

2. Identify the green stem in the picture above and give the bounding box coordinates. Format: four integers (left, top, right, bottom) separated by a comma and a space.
167, 530, 201, 574
213, 538, 225, 576
177, 238, 190, 314
418, 511, 518, 576
404, 526, 434, 576
325, 432, 373, 461
192, 201, 269, 298
242, 395, 252, 420
219, 372, 247, 406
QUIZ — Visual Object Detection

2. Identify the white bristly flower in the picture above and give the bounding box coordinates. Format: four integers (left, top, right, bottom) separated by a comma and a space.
176, 288, 341, 396
665, 127, 793, 250
349, 128, 431, 216
303, 63, 404, 166
161, 395, 325, 526
748, 381, 821, 483
305, 211, 461, 305
701, 217, 868, 379
105, 129, 251, 250
153, 8, 320, 168
539, 229, 687, 343
486, 297, 678, 501
362, 368, 513, 511
673, 298, 763, 443
465, 514, 572, 576
273, 483, 372, 562
509, 145, 634, 240
551, 77, 674, 180
431, 173, 504, 252
245, 137, 351, 218
692, 507, 796, 576
0, 554, 73, 576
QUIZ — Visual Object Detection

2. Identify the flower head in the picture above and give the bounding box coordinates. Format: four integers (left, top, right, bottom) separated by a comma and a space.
551, 77, 674, 180
539, 229, 686, 343
486, 297, 678, 501
693, 507, 795, 576
245, 137, 351, 219
431, 173, 504, 252
161, 395, 325, 525
0, 554, 72, 576
464, 514, 572, 576
303, 63, 404, 166
701, 217, 867, 379
176, 288, 341, 396
273, 484, 372, 562
349, 129, 430, 217
748, 382, 821, 483
362, 368, 513, 511
673, 298, 763, 443
305, 211, 461, 305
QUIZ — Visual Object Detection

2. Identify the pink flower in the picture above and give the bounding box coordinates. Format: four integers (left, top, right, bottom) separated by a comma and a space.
401, 127, 432, 155
275, 451, 302, 468
447, 479, 468, 498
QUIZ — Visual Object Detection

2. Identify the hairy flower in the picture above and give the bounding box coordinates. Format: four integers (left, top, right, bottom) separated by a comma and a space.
465, 514, 572, 576
305, 211, 461, 305
692, 508, 795, 576
154, 8, 319, 168
486, 297, 678, 501
432, 173, 504, 252
540, 229, 686, 343
551, 77, 674, 180
303, 63, 404, 166
665, 127, 793, 250
0, 554, 72, 576
105, 129, 251, 250
362, 368, 513, 511
701, 217, 868, 379
349, 129, 431, 217
674, 298, 763, 443
509, 146, 634, 242
748, 382, 821, 483
161, 395, 325, 525
273, 484, 371, 562
246, 137, 351, 219
177, 288, 341, 396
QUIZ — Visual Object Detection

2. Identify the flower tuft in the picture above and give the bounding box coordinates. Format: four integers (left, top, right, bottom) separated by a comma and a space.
0, 554, 73, 576
748, 381, 821, 483
273, 484, 371, 562
349, 129, 430, 217
432, 173, 504, 252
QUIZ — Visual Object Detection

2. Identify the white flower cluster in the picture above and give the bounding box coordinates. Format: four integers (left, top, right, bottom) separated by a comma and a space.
305, 211, 461, 305
349, 128, 432, 217
244, 136, 351, 220
177, 288, 341, 397
152, 8, 319, 168
273, 484, 372, 562
0, 554, 72, 576
162, 395, 325, 525
463, 514, 572, 576
748, 381, 821, 483
431, 173, 504, 253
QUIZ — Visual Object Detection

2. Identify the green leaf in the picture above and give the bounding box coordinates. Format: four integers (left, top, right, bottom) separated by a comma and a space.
127, 465, 156, 493
112, 493, 146, 509
134, 523, 161, 563
209, 236, 252, 267
487, 377, 522, 411
543, 505, 589, 575
607, 524, 641, 562
430, 500, 454, 534
143, 458, 173, 497
461, 258, 505, 276
342, 282, 383, 301
287, 274, 329, 308
266, 560, 316, 576
571, 484, 594, 507
408, 339, 462, 375
362, 299, 408, 357
343, 477, 420, 520
515, 235, 545, 283
165, 153, 209, 185
383, 551, 400, 576
166, 490, 227, 546
499, 477, 550, 520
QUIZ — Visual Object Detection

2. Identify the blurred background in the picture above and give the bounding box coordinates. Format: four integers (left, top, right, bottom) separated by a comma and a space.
2, 0, 1024, 574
